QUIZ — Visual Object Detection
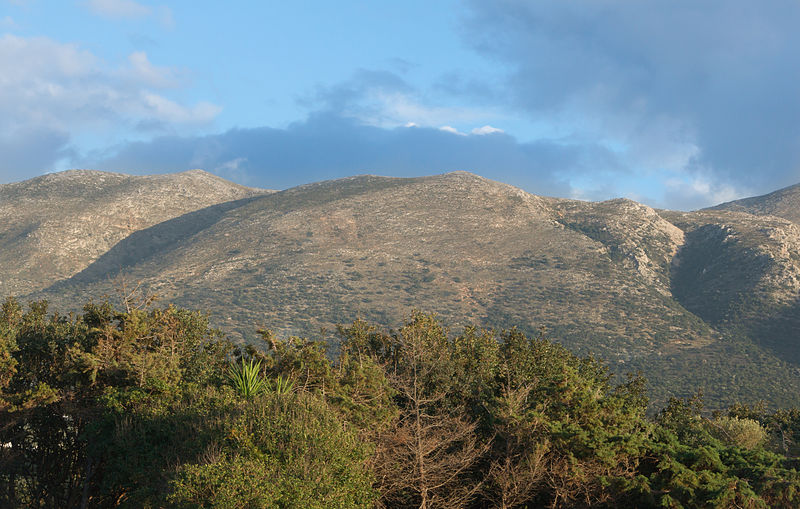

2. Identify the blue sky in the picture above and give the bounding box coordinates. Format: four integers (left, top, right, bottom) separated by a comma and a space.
2, 0, 800, 209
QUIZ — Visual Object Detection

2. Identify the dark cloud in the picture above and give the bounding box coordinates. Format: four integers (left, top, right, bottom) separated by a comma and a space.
0, 128, 74, 183
463, 0, 800, 193
80, 112, 626, 197
298, 69, 413, 115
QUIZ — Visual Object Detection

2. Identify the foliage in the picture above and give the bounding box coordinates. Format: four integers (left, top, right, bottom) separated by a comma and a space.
168, 391, 376, 508
710, 416, 768, 450
2, 299, 800, 508
0, 298, 377, 508
227, 357, 267, 397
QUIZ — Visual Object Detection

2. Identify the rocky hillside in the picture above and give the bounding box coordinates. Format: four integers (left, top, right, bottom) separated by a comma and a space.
709, 183, 800, 224
665, 210, 800, 360
0, 169, 266, 297
4, 170, 800, 409
49, 173, 710, 356
19, 171, 800, 410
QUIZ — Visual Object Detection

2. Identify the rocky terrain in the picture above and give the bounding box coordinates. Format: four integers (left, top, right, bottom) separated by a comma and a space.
0, 169, 266, 297
3, 169, 800, 409
710, 182, 800, 224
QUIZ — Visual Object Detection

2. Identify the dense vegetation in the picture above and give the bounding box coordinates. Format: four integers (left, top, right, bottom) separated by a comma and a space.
2, 297, 800, 508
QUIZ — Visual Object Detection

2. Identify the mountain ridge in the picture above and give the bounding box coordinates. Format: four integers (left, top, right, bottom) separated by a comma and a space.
4, 169, 800, 409
708, 182, 800, 224
0, 169, 269, 297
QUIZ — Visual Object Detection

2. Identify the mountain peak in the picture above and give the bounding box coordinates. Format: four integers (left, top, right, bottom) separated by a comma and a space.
0, 169, 265, 297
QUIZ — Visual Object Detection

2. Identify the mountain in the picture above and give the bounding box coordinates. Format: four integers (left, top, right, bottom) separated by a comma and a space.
50, 173, 710, 355
16, 170, 800, 410
709, 182, 800, 224
0, 169, 266, 297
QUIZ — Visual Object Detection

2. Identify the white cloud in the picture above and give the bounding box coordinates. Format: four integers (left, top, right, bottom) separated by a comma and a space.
663, 174, 744, 210
139, 93, 221, 125
124, 51, 180, 88
310, 70, 500, 132
437, 125, 505, 137
1, 16, 15, 28
83, 0, 173, 27
0, 35, 218, 129
471, 125, 504, 135
0, 34, 220, 178
349, 90, 492, 131
155, 5, 174, 28
212, 157, 252, 184
438, 125, 466, 136
84, 0, 151, 19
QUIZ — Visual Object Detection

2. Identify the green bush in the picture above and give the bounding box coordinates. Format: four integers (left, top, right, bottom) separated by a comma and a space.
710, 416, 768, 450
169, 392, 376, 508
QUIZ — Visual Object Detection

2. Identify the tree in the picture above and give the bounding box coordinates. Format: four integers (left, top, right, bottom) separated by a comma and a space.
365, 313, 488, 508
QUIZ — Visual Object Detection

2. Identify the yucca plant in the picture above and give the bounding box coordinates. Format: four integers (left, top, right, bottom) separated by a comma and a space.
227, 357, 267, 398
271, 375, 295, 395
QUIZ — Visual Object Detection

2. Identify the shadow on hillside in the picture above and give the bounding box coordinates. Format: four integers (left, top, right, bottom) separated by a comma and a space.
47, 195, 265, 289
749, 296, 800, 366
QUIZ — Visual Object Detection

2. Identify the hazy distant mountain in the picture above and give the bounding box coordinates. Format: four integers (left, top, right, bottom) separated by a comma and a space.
709, 182, 800, 224
4, 169, 800, 409
0, 169, 266, 297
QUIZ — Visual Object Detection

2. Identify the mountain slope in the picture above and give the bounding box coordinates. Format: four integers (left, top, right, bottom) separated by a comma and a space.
6, 169, 800, 410
664, 209, 800, 362
49, 172, 711, 356
0, 169, 266, 297
709, 182, 800, 224
38, 171, 792, 409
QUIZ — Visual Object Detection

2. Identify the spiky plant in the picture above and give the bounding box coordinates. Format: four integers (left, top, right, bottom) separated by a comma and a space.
271, 375, 295, 395
227, 357, 267, 398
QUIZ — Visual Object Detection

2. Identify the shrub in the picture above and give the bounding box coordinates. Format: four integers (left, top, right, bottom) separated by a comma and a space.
711, 416, 767, 449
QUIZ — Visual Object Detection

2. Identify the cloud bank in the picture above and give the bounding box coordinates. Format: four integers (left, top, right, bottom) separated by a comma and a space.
463, 0, 800, 197
82, 112, 626, 198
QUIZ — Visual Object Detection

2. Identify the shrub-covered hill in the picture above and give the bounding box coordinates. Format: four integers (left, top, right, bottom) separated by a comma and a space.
0, 169, 267, 297
709, 181, 800, 225
28, 171, 800, 411
2, 298, 800, 508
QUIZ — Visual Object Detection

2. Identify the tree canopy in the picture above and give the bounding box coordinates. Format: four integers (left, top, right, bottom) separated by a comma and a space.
1, 298, 799, 508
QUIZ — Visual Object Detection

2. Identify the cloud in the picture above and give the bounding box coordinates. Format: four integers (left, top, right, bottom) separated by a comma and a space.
438, 125, 465, 136
0, 34, 220, 179
84, 0, 151, 19
305, 69, 498, 130
124, 51, 180, 88
0, 127, 74, 184
70, 56, 732, 209
471, 125, 504, 135
463, 0, 800, 195
1, 16, 15, 28
154, 5, 173, 28
138, 93, 220, 125
79, 112, 627, 198
662, 174, 742, 211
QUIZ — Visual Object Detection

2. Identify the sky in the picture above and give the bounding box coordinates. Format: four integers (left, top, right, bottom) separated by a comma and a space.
2, 1, 800, 209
